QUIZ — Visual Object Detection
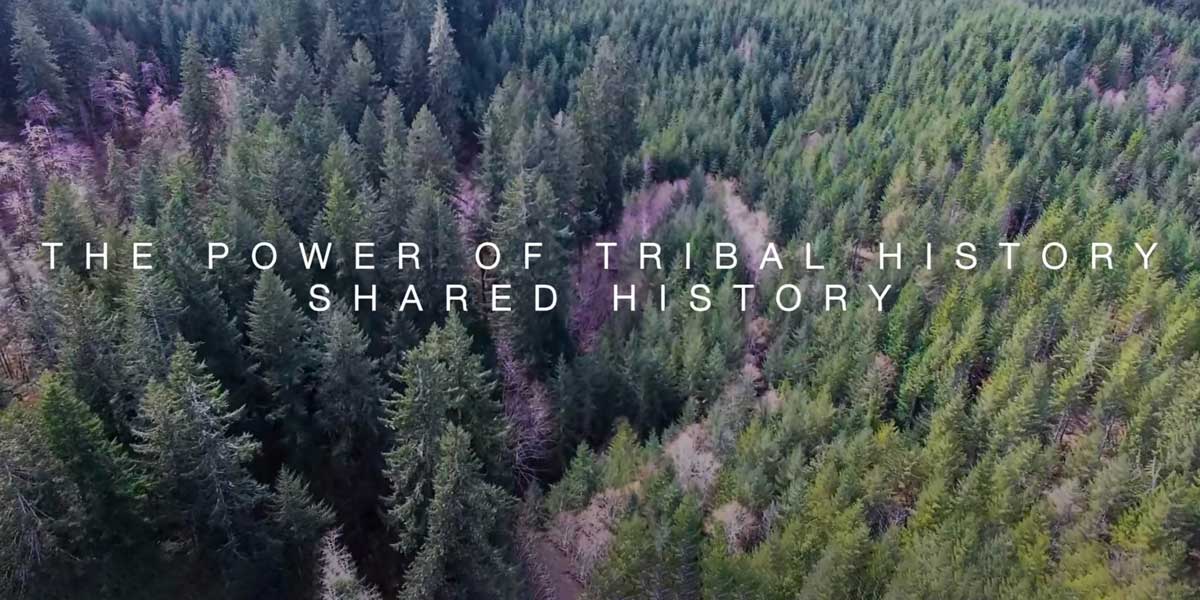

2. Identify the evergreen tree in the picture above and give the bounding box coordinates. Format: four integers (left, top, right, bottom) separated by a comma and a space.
426, 1, 462, 146
492, 173, 572, 369
383, 312, 506, 555
400, 182, 464, 329
39, 178, 95, 277
332, 40, 382, 134
574, 36, 638, 231
405, 105, 457, 196
397, 424, 518, 600
132, 342, 274, 593
180, 34, 221, 170
315, 11, 348, 94
358, 106, 385, 187
10, 7, 66, 106
271, 467, 335, 595
393, 27, 425, 121
311, 302, 388, 530
247, 271, 314, 456
272, 44, 319, 119
37, 373, 143, 546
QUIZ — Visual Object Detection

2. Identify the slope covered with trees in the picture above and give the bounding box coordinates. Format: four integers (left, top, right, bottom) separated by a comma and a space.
3, 0, 1200, 598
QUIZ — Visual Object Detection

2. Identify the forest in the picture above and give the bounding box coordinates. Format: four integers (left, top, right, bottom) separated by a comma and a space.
3, 0, 1200, 598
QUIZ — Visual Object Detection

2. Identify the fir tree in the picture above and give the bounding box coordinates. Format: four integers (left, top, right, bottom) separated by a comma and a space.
272, 44, 319, 119
426, 1, 462, 146
247, 271, 314, 455
271, 467, 335, 595
397, 424, 518, 600
180, 34, 222, 170
132, 342, 274, 592
315, 11, 348, 94
10, 7, 66, 106
405, 105, 457, 197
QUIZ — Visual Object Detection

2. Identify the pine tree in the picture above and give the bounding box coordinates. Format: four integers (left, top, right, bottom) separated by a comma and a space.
180, 34, 221, 170
311, 302, 388, 529
118, 265, 184, 420
0, 402, 85, 599
39, 178, 95, 277
492, 173, 572, 369
573, 36, 638, 231
155, 180, 245, 387
54, 270, 122, 429
316, 171, 369, 293
398, 424, 518, 600
102, 135, 132, 220
317, 530, 381, 600
426, 1, 462, 146
10, 7, 66, 106
247, 271, 314, 456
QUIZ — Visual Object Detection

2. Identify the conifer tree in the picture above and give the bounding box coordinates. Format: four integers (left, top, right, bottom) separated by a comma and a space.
397, 424, 518, 600
426, 1, 462, 146
119, 265, 184, 418
0, 402, 84, 599
574, 36, 638, 230
400, 182, 464, 328
393, 27, 425, 120
332, 40, 381, 133
315, 11, 348, 94
357, 106, 385, 186
39, 179, 95, 277
271, 467, 335, 594
180, 34, 222, 170
405, 105, 457, 196
10, 7, 66, 106
492, 173, 572, 369
311, 302, 388, 529
383, 314, 506, 551
247, 271, 314, 455
102, 135, 132, 220
37, 374, 143, 556
272, 44, 319, 118
132, 342, 273, 591
54, 270, 122, 428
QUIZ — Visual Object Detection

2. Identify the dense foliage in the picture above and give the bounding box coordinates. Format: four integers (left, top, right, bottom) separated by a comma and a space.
3, 0, 1200, 598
